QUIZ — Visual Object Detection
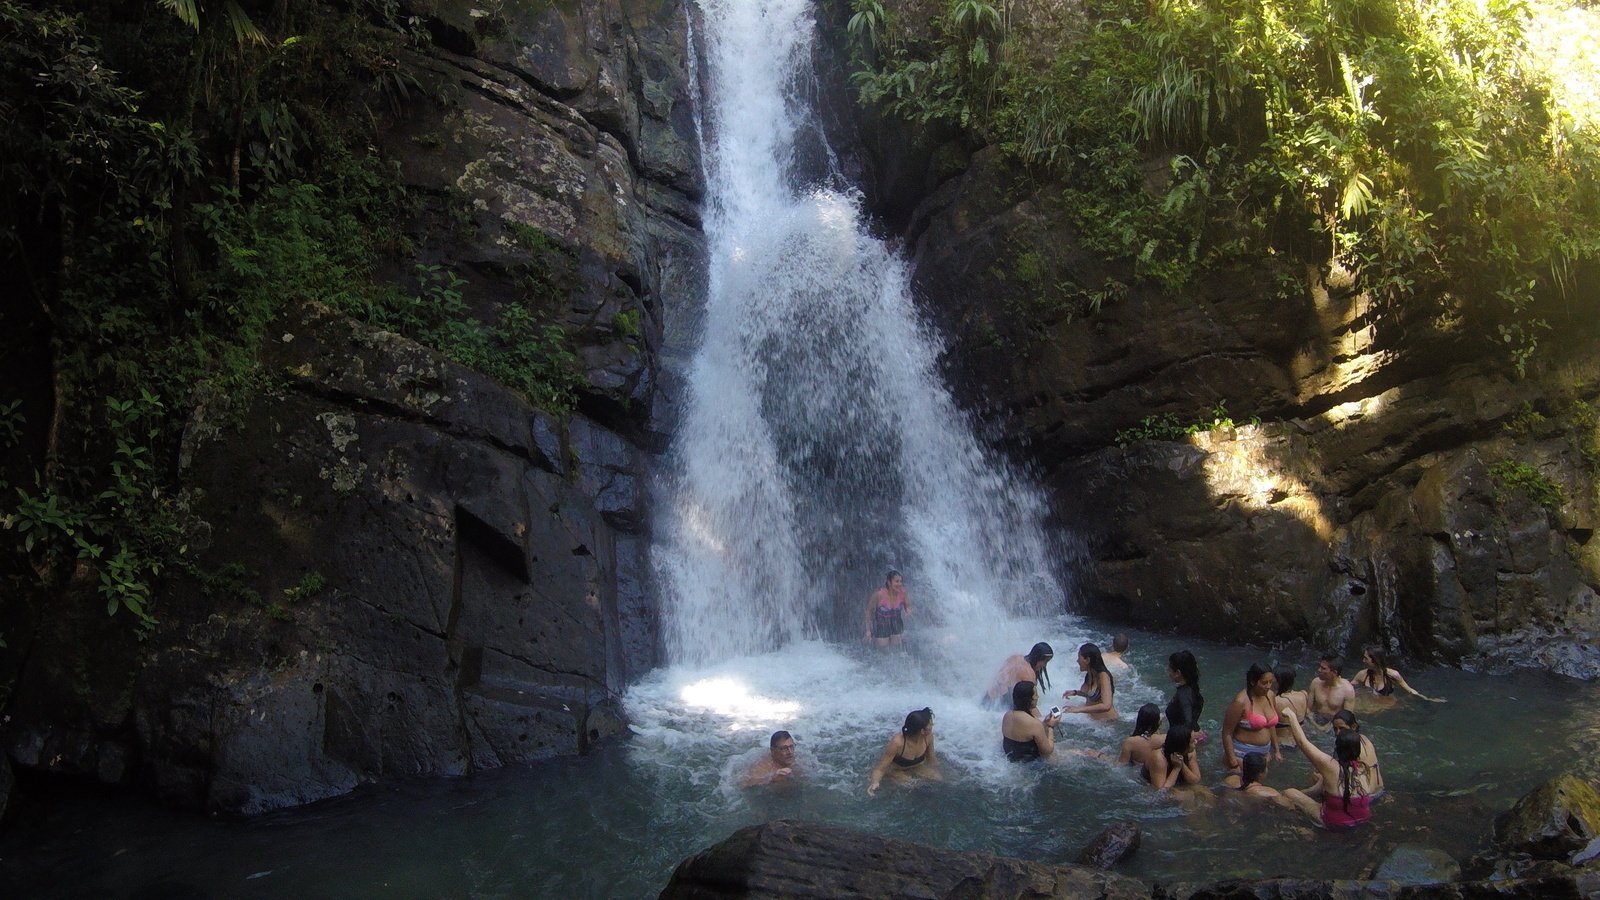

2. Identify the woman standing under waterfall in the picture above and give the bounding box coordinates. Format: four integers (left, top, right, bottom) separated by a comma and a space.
863, 570, 912, 649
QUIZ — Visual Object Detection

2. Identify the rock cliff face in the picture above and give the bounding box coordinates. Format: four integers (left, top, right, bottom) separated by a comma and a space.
3, 0, 703, 812
852, 127, 1600, 675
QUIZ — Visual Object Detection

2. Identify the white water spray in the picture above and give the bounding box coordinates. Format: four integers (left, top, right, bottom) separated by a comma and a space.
653, 0, 1066, 665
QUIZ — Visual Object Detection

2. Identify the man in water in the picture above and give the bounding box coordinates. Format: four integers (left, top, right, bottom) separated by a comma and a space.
1308, 655, 1355, 726
1104, 634, 1133, 673
983, 642, 1054, 707
739, 730, 799, 788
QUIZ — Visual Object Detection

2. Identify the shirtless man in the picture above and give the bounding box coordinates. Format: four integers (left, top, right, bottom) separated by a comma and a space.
1103, 634, 1133, 673
983, 642, 1054, 707
1308, 656, 1355, 727
739, 730, 799, 788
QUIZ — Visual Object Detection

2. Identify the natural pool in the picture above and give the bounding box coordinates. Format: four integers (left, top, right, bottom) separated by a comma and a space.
3, 615, 1595, 897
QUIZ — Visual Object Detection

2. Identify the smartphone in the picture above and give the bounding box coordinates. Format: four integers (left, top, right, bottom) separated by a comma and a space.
1048, 706, 1061, 719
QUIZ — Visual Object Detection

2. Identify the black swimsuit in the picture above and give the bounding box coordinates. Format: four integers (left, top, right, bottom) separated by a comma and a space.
1003, 736, 1040, 762
1370, 673, 1395, 696
893, 744, 928, 768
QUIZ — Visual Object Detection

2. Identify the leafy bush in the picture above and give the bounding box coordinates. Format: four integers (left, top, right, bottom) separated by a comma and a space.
847, 0, 1600, 369
1488, 459, 1565, 511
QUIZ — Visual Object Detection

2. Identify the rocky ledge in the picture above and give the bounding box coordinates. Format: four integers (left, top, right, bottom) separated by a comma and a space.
659, 820, 1600, 899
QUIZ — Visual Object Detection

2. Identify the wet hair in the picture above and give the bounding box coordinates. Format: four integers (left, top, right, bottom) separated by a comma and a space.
1131, 703, 1161, 738
1112, 634, 1130, 653
902, 707, 933, 736
1170, 650, 1201, 689
1011, 680, 1036, 712
1332, 709, 1359, 731
1334, 729, 1364, 812
1026, 642, 1054, 690
1274, 665, 1296, 694
770, 730, 793, 748
1364, 646, 1388, 674
885, 569, 902, 585
1162, 727, 1193, 760
1245, 662, 1273, 694
1078, 643, 1115, 696
1320, 654, 1344, 675
1241, 752, 1268, 787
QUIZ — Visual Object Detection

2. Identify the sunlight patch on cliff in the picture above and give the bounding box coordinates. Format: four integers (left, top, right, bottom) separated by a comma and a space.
1196, 429, 1336, 541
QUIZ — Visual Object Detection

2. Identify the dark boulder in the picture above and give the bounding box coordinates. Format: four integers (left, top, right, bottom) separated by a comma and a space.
1076, 821, 1141, 870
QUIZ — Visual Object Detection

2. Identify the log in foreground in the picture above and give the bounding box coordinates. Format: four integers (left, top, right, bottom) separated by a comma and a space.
659, 820, 1600, 899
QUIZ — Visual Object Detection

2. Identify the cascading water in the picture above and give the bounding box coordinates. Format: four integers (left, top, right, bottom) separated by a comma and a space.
653, 0, 1064, 668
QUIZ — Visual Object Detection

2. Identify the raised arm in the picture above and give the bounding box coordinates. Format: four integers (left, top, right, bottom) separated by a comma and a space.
1036, 712, 1058, 758
866, 734, 901, 796
1390, 669, 1445, 702
1281, 713, 1334, 773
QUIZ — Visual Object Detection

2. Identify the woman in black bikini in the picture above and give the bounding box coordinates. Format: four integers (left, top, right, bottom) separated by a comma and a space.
1352, 647, 1445, 703
1002, 681, 1060, 762
1062, 642, 1118, 721
867, 707, 941, 795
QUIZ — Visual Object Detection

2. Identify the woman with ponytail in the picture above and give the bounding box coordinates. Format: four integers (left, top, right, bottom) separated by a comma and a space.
1278, 713, 1377, 828
866, 707, 941, 795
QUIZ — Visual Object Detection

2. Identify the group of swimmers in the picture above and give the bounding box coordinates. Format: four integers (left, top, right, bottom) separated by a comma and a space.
743, 633, 1443, 832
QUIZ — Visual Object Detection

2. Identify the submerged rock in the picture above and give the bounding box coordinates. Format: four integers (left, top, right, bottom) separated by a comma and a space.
1076, 821, 1141, 870
1496, 774, 1600, 860
1371, 844, 1461, 885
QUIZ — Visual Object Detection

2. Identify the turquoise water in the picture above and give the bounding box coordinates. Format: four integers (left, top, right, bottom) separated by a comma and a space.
3, 619, 1596, 897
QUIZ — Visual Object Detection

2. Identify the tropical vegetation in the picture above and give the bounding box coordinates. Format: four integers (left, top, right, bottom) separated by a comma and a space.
846, 0, 1600, 374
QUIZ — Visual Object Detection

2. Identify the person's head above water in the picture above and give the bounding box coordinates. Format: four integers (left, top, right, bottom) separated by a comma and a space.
769, 730, 796, 765
885, 569, 903, 588
1131, 703, 1161, 738
1169, 649, 1200, 688
1011, 680, 1036, 712
1026, 642, 1054, 688
1162, 727, 1193, 760
1240, 751, 1269, 787
902, 707, 933, 736
1112, 633, 1130, 653
1245, 662, 1274, 696
1317, 655, 1343, 680
1362, 647, 1387, 673
1274, 665, 1296, 694
1078, 642, 1109, 673
1331, 709, 1359, 732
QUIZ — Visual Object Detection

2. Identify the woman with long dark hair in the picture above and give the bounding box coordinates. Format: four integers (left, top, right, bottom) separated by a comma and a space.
1221, 663, 1281, 770
1061, 642, 1118, 720
1144, 727, 1201, 790
1352, 647, 1444, 703
1001, 681, 1061, 762
1278, 714, 1377, 828
1273, 665, 1309, 748
1118, 703, 1162, 766
1152, 650, 1203, 756
866, 707, 941, 795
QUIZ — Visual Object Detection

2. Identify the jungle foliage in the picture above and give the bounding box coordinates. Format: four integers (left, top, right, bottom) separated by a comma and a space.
846, 0, 1600, 373
0, 0, 576, 632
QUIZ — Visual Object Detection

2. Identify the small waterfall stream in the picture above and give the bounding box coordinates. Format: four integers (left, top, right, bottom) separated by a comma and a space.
654, 0, 1062, 667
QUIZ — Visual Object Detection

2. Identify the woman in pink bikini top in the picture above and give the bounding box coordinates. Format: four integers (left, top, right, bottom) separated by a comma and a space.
863, 570, 912, 648
1221, 663, 1281, 770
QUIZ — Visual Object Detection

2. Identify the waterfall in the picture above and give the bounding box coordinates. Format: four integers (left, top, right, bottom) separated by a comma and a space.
654, 0, 1064, 666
